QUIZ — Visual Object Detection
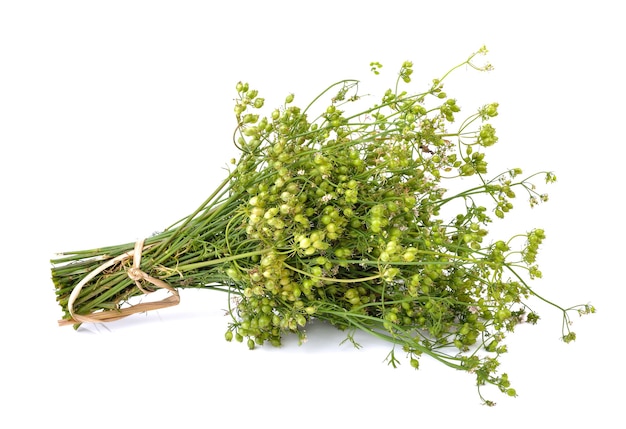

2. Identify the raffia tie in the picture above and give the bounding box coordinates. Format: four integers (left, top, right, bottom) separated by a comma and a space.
59, 238, 180, 326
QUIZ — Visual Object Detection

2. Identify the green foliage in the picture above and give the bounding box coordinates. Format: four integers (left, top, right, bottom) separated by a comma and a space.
52, 47, 593, 405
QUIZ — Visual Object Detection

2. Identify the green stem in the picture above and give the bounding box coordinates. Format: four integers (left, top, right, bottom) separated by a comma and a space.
283, 262, 382, 283
175, 249, 270, 272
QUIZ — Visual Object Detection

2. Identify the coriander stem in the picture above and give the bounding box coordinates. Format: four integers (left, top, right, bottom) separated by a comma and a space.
175, 249, 270, 272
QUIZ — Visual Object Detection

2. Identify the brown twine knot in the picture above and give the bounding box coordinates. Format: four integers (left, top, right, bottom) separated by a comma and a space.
59, 238, 180, 326
127, 267, 144, 282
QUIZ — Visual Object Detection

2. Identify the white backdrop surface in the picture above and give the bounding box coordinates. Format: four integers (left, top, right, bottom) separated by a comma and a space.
1, 1, 623, 428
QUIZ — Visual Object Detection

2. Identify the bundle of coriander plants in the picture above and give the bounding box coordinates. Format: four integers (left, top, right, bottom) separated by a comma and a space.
52, 47, 593, 405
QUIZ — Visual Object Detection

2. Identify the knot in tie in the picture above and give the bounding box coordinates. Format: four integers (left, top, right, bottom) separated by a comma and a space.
127, 267, 145, 282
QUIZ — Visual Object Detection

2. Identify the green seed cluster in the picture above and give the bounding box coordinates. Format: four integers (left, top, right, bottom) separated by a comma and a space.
215, 48, 593, 404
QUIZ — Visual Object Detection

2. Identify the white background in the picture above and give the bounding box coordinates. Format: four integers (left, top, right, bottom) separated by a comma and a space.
1, 1, 623, 427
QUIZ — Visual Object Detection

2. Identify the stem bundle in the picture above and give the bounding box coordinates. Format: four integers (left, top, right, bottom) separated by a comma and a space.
52, 48, 593, 405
